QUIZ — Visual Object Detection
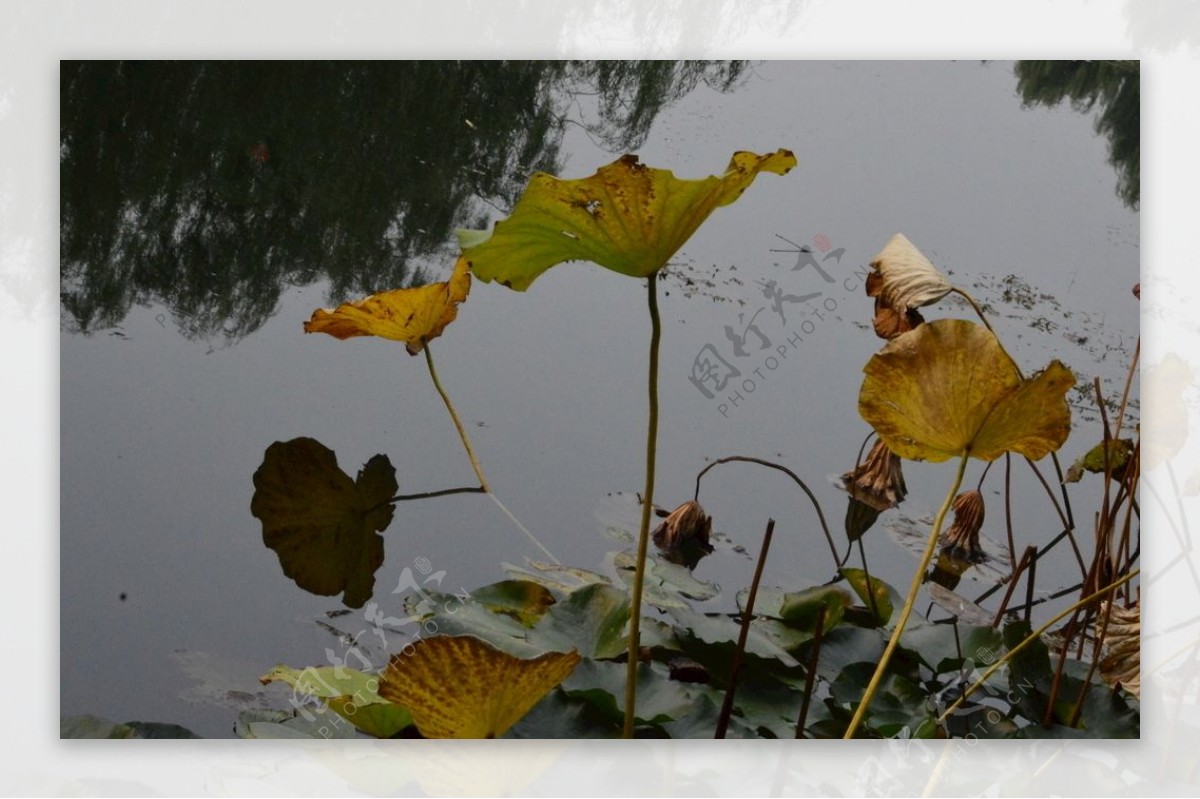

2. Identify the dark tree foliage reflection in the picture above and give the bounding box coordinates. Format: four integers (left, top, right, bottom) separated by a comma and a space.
1015, 60, 1139, 210
60, 61, 747, 340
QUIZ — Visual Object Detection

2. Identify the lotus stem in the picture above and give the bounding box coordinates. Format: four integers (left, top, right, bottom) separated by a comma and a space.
843, 450, 969, 738
936, 569, 1139, 724
424, 345, 559, 564
382, 486, 487, 506
715, 518, 776, 739
694, 455, 840, 572
953, 285, 1082, 579
488, 492, 559, 565
624, 273, 662, 738
795, 604, 828, 738
424, 345, 490, 492
951, 286, 997, 340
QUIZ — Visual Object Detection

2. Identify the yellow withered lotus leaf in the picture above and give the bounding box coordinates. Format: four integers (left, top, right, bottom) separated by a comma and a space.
378, 635, 581, 739
858, 319, 1074, 462
456, 150, 797, 290
304, 257, 471, 355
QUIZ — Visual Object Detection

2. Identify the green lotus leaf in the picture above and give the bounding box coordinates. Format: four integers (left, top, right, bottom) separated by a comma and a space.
857, 319, 1073, 462
778, 584, 852, 632
260, 663, 413, 738
1065, 438, 1136, 482
468, 579, 558, 627
457, 150, 797, 290
840, 567, 895, 626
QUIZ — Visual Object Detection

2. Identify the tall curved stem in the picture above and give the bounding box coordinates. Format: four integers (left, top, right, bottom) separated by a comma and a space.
624, 274, 662, 738
424, 345, 559, 563
843, 450, 969, 738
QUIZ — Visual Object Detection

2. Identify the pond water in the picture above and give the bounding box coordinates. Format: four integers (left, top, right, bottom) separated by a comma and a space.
60, 60, 1139, 738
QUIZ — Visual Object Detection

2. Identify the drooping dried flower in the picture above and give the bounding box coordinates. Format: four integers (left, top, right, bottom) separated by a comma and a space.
940, 490, 986, 563
651, 500, 714, 569
841, 438, 908, 512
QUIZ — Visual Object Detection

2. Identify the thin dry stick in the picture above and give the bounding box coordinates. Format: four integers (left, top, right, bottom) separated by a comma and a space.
936, 569, 1140, 723
1043, 610, 1080, 725
1068, 595, 1119, 727
383, 486, 486, 506
843, 451, 970, 739
972, 529, 1073, 608
624, 273, 662, 739
795, 604, 828, 739
1111, 337, 1140, 443
715, 518, 776, 739
694, 455, 840, 571
1094, 376, 1116, 543
1024, 457, 1088, 578
1023, 547, 1038, 626
1116, 452, 1140, 582
1001, 581, 1084, 617
991, 545, 1036, 628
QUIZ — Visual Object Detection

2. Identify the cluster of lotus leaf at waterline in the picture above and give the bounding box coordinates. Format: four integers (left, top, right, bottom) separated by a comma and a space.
243, 150, 1137, 741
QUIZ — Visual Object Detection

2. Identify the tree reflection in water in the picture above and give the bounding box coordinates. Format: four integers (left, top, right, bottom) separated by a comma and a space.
1015, 60, 1139, 210
60, 61, 748, 340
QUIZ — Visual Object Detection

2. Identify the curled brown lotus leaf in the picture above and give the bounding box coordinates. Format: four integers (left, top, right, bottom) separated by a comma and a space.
864, 234, 950, 341
867, 233, 954, 313
871, 297, 924, 340
841, 438, 908, 511
1099, 600, 1140, 698
940, 490, 985, 563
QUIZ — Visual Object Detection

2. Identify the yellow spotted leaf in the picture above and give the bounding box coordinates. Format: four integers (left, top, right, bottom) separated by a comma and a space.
456, 150, 797, 290
858, 319, 1073, 462
304, 257, 471, 354
377, 635, 580, 738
